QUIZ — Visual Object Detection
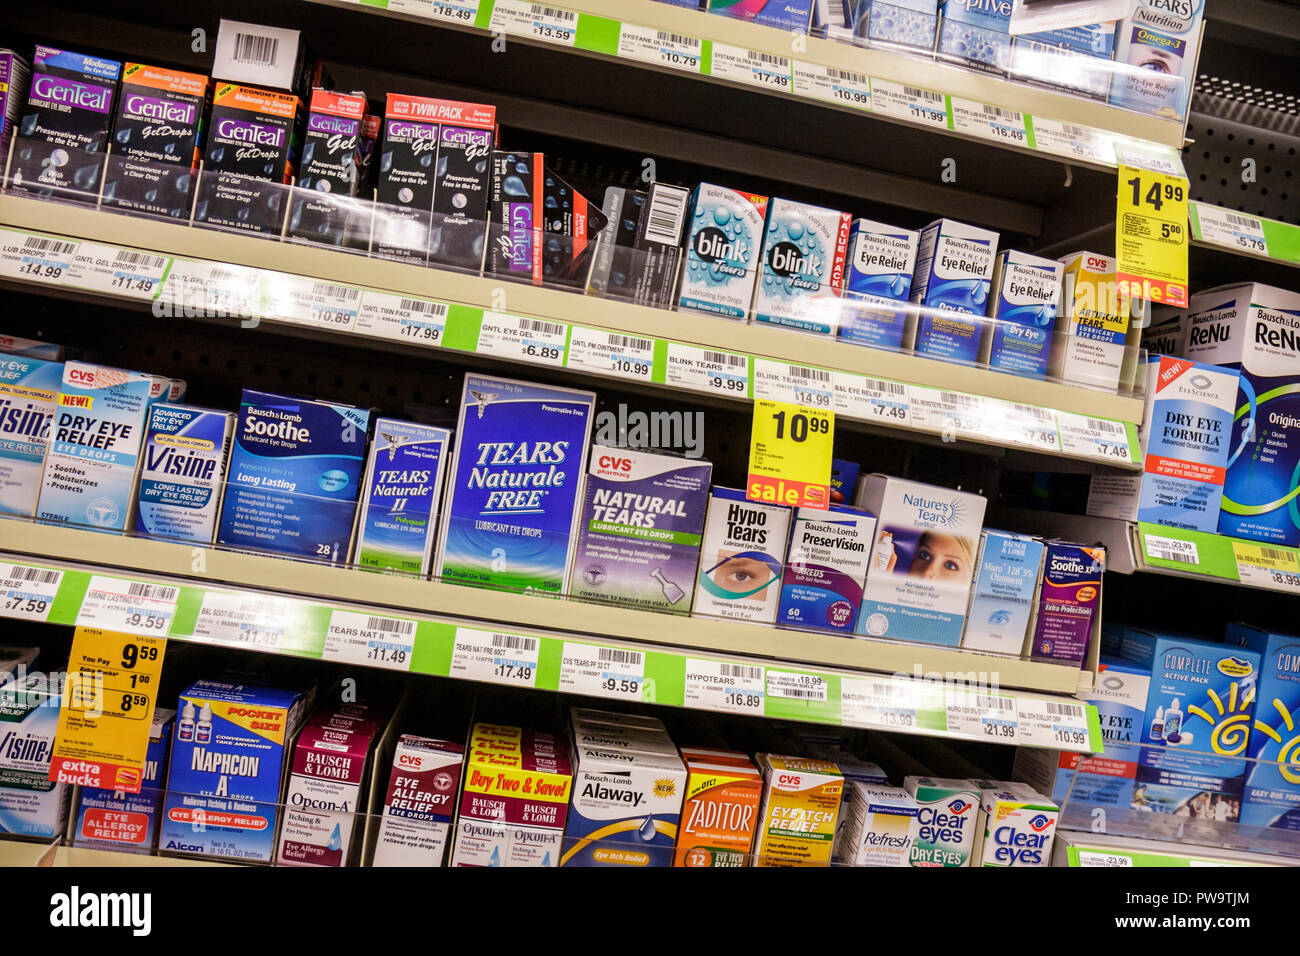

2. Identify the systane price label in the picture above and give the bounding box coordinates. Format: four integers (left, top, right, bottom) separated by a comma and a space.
559, 641, 645, 701
161, 260, 262, 319
0, 231, 78, 285
662, 342, 748, 397
617, 24, 702, 73
1016, 697, 1089, 749
1076, 850, 1135, 867
1145, 533, 1200, 567
907, 385, 989, 436
832, 372, 910, 426
765, 669, 828, 703
1233, 542, 1300, 592
75, 576, 178, 636
387, 0, 479, 24
840, 675, 934, 732
683, 658, 764, 714
1195, 204, 1268, 255
0, 564, 62, 622
324, 609, 415, 670
476, 311, 567, 366
752, 359, 832, 408
566, 327, 655, 381
450, 627, 540, 688
869, 78, 947, 128
355, 290, 449, 346
946, 689, 1018, 742
1057, 411, 1136, 464
949, 97, 1029, 147
64, 242, 169, 300
1031, 119, 1115, 166
709, 43, 791, 93
191, 591, 291, 651
791, 61, 871, 111
263, 275, 360, 331
490, 0, 577, 46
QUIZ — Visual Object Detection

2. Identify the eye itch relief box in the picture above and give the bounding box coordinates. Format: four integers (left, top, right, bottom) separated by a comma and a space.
961, 530, 1044, 655
778, 505, 877, 634
981, 250, 1062, 379
0, 51, 31, 162
1010, 21, 1118, 100
72, 708, 174, 852
673, 756, 762, 868
371, 734, 465, 866
102, 63, 209, 219
852, 475, 987, 647
937, 0, 1014, 74
679, 183, 769, 320
1184, 283, 1300, 547
134, 404, 234, 545
161, 678, 312, 862
1121, 631, 1259, 821
288, 89, 369, 248
752, 199, 852, 335
351, 419, 451, 576
1228, 624, 1300, 830
0, 354, 61, 517
1051, 252, 1134, 390
217, 390, 372, 564
436, 374, 595, 595
1028, 541, 1104, 665
840, 783, 919, 867
569, 446, 712, 614
0, 671, 70, 838
692, 487, 792, 625
751, 755, 843, 867
909, 219, 999, 363
36, 362, 152, 532
971, 785, 1058, 866
903, 776, 979, 867
707, 0, 816, 30
11, 47, 120, 200
1110, 0, 1205, 119
588, 183, 690, 310
450, 723, 573, 867
837, 218, 919, 350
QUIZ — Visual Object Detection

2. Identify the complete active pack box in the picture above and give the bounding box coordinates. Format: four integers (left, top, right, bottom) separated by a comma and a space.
217, 389, 372, 563
289, 89, 371, 248
134, 403, 234, 545
0, 354, 61, 517
778, 505, 877, 635
371, 734, 465, 866
73, 708, 174, 852
1229, 623, 1300, 830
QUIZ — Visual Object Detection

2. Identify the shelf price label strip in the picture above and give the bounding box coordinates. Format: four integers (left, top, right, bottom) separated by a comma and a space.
1190, 202, 1300, 265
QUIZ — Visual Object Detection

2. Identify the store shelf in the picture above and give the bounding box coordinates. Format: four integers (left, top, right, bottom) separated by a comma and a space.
1133, 521, 1300, 594
0, 192, 1145, 469
1054, 831, 1298, 867
309, 0, 1187, 161
0, 520, 1102, 751
1189, 202, 1300, 287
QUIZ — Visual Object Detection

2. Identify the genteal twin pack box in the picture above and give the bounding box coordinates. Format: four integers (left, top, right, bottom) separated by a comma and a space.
217, 389, 372, 563
1228, 623, 1300, 830
0, 354, 61, 516
135, 403, 235, 544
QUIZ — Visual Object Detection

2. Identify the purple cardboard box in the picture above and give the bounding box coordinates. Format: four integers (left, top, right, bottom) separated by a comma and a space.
1028, 541, 1105, 665
0, 51, 31, 161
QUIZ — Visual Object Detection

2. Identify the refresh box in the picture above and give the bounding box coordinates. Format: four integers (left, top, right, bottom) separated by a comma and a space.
134, 404, 235, 545
778, 504, 877, 634
909, 218, 999, 363
0, 354, 61, 517
73, 708, 174, 852
838, 218, 919, 350
217, 389, 372, 563
752, 198, 852, 334
1228, 624, 1300, 830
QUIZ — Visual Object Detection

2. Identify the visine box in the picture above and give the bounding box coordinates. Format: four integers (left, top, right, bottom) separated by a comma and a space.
909, 218, 1000, 363
752, 755, 843, 867
1110, 0, 1205, 119
103, 63, 210, 219
853, 475, 987, 647
289, 89, 370, 248
981, 250, 1062, 379
903, 776, 979, 867
972, 785, 1058, 866
1228, 624, 1300, 830
134, 403, 234, 545
679, 183, 769, 319
938, 0, 1014, 74
674, 755, 762, 868
0, 671, 70, 838
778, 505, 877, 634
0, 354, 61, 517
753, 198, 852, 334
372, 734, 465, 866
707, 0, 815, 30
570, 446, 712, 613
837, 218, 919, 350
161, 678, 314, 862
217, 389, 372, 563
351, 418, 451, 576
73, 708, 174, 852
692, 487, 792, 625
1051, 252, 1135, 390
0, 51, 31, 162
1010, 21, 1117, 100
12, 47, 121, 200
436, 374, 595, 595
1028, 541, 1104, 665
840, 783, 919, 867
961, 530, 1044, 655
587, 183, 690, 309
36, 362, 152, 532
1185, 283, 1300, 546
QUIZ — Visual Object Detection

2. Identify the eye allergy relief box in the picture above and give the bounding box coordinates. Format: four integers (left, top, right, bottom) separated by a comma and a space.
0, 671, 70, 839
752, 198, 852, 335
217, 389, 372, 564
693, 487, 792, 625
0, 354, 61, 517
674, 755, 762, 868
853, 474, 987, 647
1228, 624, 1300, 830
371, 734, 466, 866
961, 530, 1044, 655
161, 678, 313, 862
1184, 283, 1300, 546
134, 403, 235, 545
73, 708, 174, 852
778, 505, 877, 635
909, 218, 1000, 364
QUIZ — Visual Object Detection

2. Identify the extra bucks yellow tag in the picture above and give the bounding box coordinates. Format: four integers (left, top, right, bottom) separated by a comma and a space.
49, 627, 165, 793
1116, 163, 1190, 308
747, 400, 834, 508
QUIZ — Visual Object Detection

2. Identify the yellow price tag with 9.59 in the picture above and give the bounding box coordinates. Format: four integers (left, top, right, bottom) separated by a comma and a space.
747, 400, 834, 507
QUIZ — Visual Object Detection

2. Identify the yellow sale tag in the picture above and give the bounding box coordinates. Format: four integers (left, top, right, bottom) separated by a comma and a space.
49, 627, 165, 793
747, 400, 834, 508
1116, 163, 1189, 308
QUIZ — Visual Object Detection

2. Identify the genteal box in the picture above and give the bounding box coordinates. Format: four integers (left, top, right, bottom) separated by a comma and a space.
1228, 623, 1300, 830
0, 354, 61, 516
73, 708, 174, 852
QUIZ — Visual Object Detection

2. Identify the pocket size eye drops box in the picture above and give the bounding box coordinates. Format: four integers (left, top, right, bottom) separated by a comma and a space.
37, 362, 152, 532
436, 374, 595, 595
0, 671, 70, 838
199, 84, 302, 233
73, 708, 174, 852
135, 404, 234, 545
962, 530, 1044, 655
903, 776, 979, 867
982, 250, 1062, 379
752, 755, 843, 867
1028, 541, 1104, 665
692, 487, 792, 625
1110, 0, 1204, 119
1228, 624, 1300, 830
778, 505, 877, 634
679, 183, 769, 319
351, 418, 451, 576
838, 218, 919, 350
910, 218, 999, 362
0, 354, 61, 517
853, 475, 987, 647
217, 389, 371, 563
753, 198, 852, 335
1051, 252, 1135, 390
372, 734, 465, 866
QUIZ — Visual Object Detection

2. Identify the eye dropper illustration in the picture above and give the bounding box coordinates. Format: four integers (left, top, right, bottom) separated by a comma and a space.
468, 390, 498, 418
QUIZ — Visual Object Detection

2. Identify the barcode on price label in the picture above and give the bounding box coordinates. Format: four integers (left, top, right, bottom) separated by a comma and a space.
950, 97, 1028, 145
617, 23, 703, 74
356, 290, 449, 345
1032, 119, 1114, 165
753, 359, 832, 405
566, 326, 655, 380
23, 236, 78, 258
560, 641, 648, 701
476, 311, 568, 366
1195, 204, 1268, 253
663, 343, 749, 396
869, 78, 947, 127
766, 670, 828, 702
451, 626, 541, 687
791, 61, 871, 110
490, 0, 577, 45
76, 575, 179, 634
1145, 534, 1199, 565
0, 563, 62, 622
684, 657, 765, 714
0, 230, 79, 284
1058, 411, 1135, 462
709, 43, 790, 91
324, 609, 414, 670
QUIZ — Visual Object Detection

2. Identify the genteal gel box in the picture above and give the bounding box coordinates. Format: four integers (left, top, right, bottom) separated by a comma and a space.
1228, 624, 1300, 830
0, 354, 61, 516
910, 218, 999, 363
135, 404, 234, 544
961, 530, 1043, 655
36, 361, 152, 532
